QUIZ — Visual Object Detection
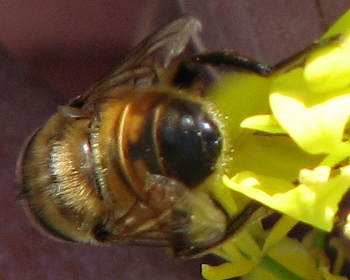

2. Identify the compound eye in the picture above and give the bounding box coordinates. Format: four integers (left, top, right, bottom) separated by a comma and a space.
160, 99, 222, 186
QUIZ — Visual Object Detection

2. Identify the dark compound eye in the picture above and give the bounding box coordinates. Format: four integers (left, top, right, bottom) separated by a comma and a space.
160, 99, 222, 186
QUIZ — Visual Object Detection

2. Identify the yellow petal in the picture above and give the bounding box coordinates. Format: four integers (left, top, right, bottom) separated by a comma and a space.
241, 114, 286, 134
270, 69, 350, 159
305, 8, 350, 93
304, 36, 350, 93
223, 165, 350, 231
207, 72, 272, 139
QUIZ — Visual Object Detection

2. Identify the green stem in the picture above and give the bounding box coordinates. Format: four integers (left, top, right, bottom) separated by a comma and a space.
260, 255, 306, 280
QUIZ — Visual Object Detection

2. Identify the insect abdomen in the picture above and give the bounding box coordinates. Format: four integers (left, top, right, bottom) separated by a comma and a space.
19, 113, 108, 242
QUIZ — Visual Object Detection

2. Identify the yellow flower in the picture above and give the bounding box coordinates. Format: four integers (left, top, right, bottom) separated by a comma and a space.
244, 67, 350, 166
204, 7, 350, 280
202, 216, 345, 280
304, 9, 350, 93
224, 165, 350, 232
209, 7, 350, 235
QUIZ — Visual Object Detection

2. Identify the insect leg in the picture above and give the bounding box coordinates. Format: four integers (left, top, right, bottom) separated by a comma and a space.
177, 201, 261, 258
172, 52, 271, 88
271, 34, 344, 74
172, 34, 343, 88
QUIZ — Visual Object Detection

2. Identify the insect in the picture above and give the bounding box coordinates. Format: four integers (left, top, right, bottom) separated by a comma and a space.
19, 15, 329, 258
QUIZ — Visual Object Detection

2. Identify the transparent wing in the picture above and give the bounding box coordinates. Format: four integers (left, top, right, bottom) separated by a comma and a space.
71, 16, 202, 106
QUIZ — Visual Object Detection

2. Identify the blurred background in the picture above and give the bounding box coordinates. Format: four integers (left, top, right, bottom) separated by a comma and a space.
1, 1, 350, 279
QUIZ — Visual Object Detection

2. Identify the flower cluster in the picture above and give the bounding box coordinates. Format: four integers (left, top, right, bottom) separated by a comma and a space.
203, 8, 350, 280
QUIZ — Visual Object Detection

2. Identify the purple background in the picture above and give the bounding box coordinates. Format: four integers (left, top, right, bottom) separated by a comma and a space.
1, 1, 350, 279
